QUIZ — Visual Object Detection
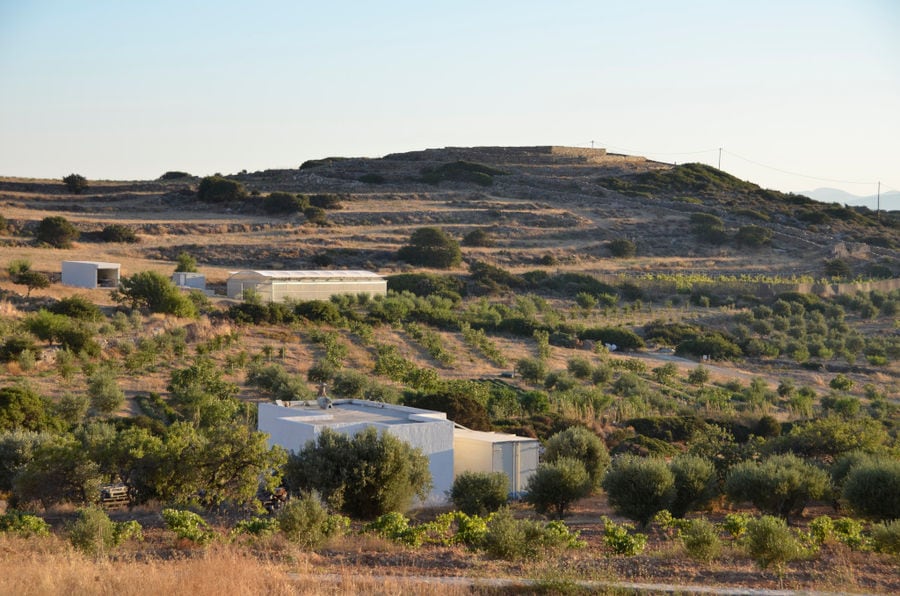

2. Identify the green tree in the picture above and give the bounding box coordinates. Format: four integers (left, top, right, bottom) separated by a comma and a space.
602, 455, 675, 527
524, 457, 591, 518
744, 515, 804, 575
0, 429, 56, 490
724, 453, 830, 521
543, 426, 610, 490
0, 386, 63, 433
515, 357, 547, 385
462, 228, 495, 247
100, 224, 138, 243
284, 427, 432, 518
828, 373, 853, 392
35, 215, 80, 248
841, 459, 900, 521
669, 454, 718, 518
49, 295, 103, 321
397, 227, 462, 269
608, 238, 637, 257
735, 225, 772, 248
174, 251, 198, 272
197, 175, 246, 203
277, 492, 343, 548
113, 270, 198, 317
450, 471, 509, 516
13, 435, 103, 508
62, 173, 88, 194
87, 368, 125, 416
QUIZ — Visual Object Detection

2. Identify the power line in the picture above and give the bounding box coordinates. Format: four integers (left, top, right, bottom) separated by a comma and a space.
722, 149, 877, 187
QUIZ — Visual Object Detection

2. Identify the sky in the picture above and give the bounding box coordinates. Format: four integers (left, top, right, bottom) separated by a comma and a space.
1, 1, 898, 204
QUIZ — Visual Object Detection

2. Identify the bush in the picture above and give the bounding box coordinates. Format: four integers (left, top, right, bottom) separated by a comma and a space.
63, 173, 88, 194
262, 192, 307, 214
602, 455, 676, 527
308, 193, 343, 210
100, 224, 138, 243
515, 357, 547, 385
49, 295, 103, 321
232, 516, 279, 538
160, 171, 192, 179
197, 175, 246, 203
36, 215, 79, 248
0, 510, 50, 537
174, 251, 198, 273
724, 454, 830, 521
450, 471, 508, 515
113, 270, 198, 317
543, 426, 610, 490
841, 459, 900, 521
871, 519, 900, 556
462, 228, 495, 247
482, 508, 584, 560
397, 227, 462, 269
524, 457, 591, 518
669, 454, 718, 518
608, 238, 637, 257
600, 516, 647, 556
744, 515, 804, 572
735, 225, 772, 247
303, 206, 328, 225
278, 492, 346, 548
68, 507, 141, 558
284, 427, 432, 518
161, 509, 215, 545
680, 518, 722, 562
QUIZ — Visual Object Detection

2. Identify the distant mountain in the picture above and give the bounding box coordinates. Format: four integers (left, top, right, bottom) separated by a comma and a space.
801, 187, 900, 211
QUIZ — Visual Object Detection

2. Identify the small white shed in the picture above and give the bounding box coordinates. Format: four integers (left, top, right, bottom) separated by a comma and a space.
61, 261, 120, 289
226, 270, 387, 303
453, 428, 540, 497
172, 272, 206, 290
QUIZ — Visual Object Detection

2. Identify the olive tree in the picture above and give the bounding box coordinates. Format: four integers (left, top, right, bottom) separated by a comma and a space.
397, 227, 462, 268
543, 426, 610, 490
450, 471, 508, 515
524, 456, 591, 518
602, 455, 675, 527
62, 173, 88, 194
841, 459, 900, 521
36, 215, 80, 248
725, 453, 830, 522
113, 270, 198, 317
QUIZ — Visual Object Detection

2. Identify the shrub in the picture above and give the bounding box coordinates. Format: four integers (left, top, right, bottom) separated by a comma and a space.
308, 193, 343, 210
197, 175, 246, 203
608, 238, 637, 257
87, 369, 125, 416
543, 426, 610, 490
602, 455, 676, 527
721, 512, 752, 539
524, 457, 591, 518
303, 206, 328, 225
100, 224, 138, 243
841, 459, 900, 521
397, 227, 462, 269
364, 511, 422, 547
824, 258, 852, 278
284, 427, 432, 518
160, 171, 192, 179
450, 471, 508, 516
0, 510, 50, 537
68, 507, 141, 558
36, 215, 79, 248
515, 357, 547, 385
462, 228, 495, 247
735, 225, 772, 248
600, 516, 647, 556
174, 251, 198, 273
358, 173, 385, 184
482, 508, 584, 560
161, 509, 215, 544
724, 454, 830, 521
232, 516, 279, 538
680, 518, 722, 562
113, 270, 198, 317
278, 492, 345, 548
49, 295, 103, 321
63, 173, 88, 194
744, 515, 804, 572
871, 519, 900, 556
669, 454, 718, 518
262, 192, 307, 214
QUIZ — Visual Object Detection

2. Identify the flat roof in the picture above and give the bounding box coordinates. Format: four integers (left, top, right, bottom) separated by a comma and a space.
453, 427, 539, 443
271, 399, 448, 426
229, 270, 383, 280
62, 260, 121, 268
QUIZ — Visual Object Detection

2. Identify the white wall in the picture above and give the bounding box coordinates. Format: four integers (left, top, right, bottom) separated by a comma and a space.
61, 261, 99, 288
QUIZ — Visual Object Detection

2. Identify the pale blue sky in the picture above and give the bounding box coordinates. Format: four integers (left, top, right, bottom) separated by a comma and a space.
1, 1, 897, 200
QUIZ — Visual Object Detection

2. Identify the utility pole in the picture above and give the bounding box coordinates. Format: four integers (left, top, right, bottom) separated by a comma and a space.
877, 181, 881, 219
590, 140, 594, 149
718, 147, 722, 170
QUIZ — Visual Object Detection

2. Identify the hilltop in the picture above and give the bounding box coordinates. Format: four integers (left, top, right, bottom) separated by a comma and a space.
1, 145, 898, 285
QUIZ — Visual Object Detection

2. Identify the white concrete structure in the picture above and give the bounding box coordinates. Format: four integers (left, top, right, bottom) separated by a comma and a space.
227, 270, 387, 303
61, 261, 120, 289
258, 399, 454, 503
453, 428, 540, 497
172, 272, 206, 290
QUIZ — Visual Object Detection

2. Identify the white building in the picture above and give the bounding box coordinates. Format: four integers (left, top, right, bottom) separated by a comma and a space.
61, 261, 120, 289
226, 270, 387, 303
453, 428, 540, 497
258, 397, 541, 503
172, 272, 206, 290
258, 399, 454, 503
